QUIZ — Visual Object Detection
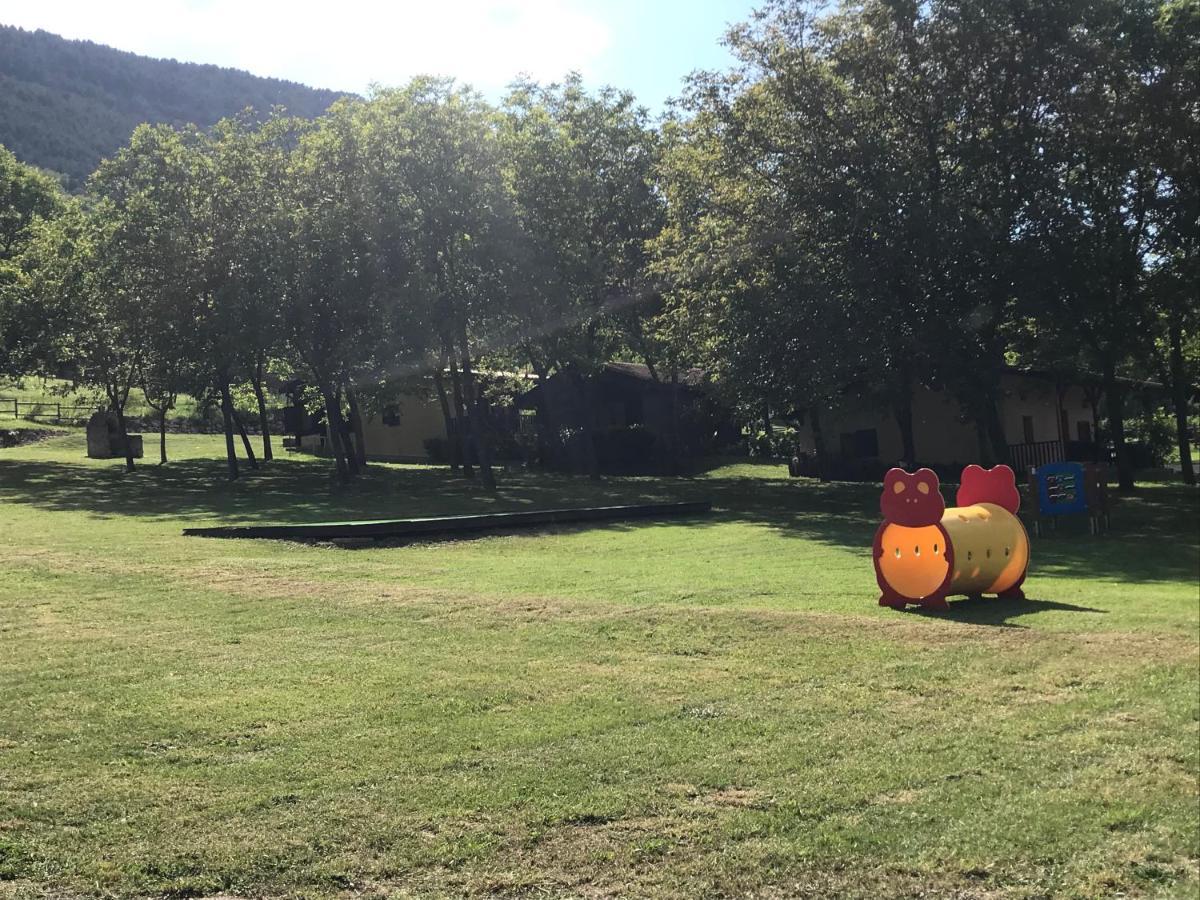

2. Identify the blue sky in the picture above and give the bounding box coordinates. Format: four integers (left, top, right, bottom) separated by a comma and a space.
3, 0, 759, 111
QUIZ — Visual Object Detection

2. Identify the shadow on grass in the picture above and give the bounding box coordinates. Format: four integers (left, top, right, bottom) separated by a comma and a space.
906, 595, 1107, 629
1, 437, 1196, 588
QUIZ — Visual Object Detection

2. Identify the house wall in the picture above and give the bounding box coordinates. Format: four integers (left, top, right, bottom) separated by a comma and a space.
793, 382, 980, 466
296, 391, 447, 462
360, 392, 446, 461
1062, 385, 1099, 442
791, 373, 1098, 466
999, 376, 1098, 445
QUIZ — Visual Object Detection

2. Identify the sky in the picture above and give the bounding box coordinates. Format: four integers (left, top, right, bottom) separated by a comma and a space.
1, 0, 759, 111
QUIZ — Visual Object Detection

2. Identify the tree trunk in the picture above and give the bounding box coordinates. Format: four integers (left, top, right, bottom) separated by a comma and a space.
975, 422, 993, 466
894, 396, 916, 466
1103, 361, 1135, 491
1085, 385, 1103, 453
472, 390, 498, 491
345, 387, 368, 469
335, 388, 360, 477
158, 408, 167, 465
320, 386, 350, 481
810, 405, 829, 482
761, 399, 774, 440
984, 399, 1011, 467
232, 405, 259, 470
1168, 313, 1196, 485
431, 360, 460, 473
448, 357, 474, 479
456, 336, 496, 491
251, 364, 273, 462
669, 369, 682, 474
220, 381, 239, 480
528, 358, 556, 469
572, 368, 600, 480
112, 400, 135, 473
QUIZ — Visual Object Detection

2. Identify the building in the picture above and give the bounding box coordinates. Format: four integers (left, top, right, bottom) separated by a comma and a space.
292, 388, 448, 460
290, 376, 529, 463
789, 367, 1128, 476
516, 362, 734, 472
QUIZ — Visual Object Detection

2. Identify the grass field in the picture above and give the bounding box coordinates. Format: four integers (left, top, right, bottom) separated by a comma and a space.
1, 431, 1197, 899
0, 377, 269, 425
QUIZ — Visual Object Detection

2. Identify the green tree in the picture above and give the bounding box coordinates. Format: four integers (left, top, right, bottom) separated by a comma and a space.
206, 112, 296, 466
363, 78, 522, 489
18, 202, 145, 470
1146, 0, 1199, 484
90, 124, 215, 472
502, 75, 663, 476
280, 100, 393, 481
1023, 0, 1173, 490
0, 144, 65, 376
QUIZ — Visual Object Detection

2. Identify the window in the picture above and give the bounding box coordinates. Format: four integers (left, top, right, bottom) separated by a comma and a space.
1022, 415, 1035, 444
518, 410, 537, 436
381, 405, 401, 427
1077, 420, 1091, 443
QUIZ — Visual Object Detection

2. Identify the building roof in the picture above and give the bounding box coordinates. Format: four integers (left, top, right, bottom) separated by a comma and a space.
1001, 363, 1162, 391
602, 361, 706, 387
514, 361, 708, 410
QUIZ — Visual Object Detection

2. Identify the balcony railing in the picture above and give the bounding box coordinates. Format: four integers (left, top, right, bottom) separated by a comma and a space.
1007, 439, 1065, 474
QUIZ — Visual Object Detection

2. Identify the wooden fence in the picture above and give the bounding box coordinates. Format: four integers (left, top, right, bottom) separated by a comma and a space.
0, 398, 95, 424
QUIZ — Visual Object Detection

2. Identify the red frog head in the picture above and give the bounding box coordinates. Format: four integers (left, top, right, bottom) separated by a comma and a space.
880, 467, 945, 527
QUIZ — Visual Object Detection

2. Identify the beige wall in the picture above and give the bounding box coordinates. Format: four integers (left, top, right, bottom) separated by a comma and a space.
360, 392, 447, 461
1000, 375, 1098, 445
296, 390, 447, 462
793, 382, 979, 466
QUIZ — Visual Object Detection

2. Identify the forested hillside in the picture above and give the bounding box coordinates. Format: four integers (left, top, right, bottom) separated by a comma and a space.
0, 25, 344, 186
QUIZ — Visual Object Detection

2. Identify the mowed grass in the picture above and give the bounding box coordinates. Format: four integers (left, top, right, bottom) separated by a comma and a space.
0, 378, 208, 422
0, 432, 1196, 899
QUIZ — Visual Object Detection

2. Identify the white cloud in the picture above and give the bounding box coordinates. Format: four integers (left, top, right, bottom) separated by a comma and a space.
1, 0, 613, 94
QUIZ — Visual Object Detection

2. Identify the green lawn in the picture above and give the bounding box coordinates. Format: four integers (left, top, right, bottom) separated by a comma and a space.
1, 432, 1197, 899
0, 377, 263, 424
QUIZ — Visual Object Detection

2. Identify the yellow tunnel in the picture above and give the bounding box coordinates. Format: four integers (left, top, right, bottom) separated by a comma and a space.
941, 502, 1029, 595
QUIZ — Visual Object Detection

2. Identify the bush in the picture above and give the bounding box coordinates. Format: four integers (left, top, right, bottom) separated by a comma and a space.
747, 426, 797, 458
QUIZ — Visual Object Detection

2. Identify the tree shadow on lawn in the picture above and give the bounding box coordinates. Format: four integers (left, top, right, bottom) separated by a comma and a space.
0, 454, 687, 524
0, 447, 1194, 588
698, 473, 1199, 587
905, 595, 1107, 629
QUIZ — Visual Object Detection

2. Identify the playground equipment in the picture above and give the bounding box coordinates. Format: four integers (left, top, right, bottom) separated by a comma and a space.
873, 465, 1030, 611
1027, 461, 1109, 536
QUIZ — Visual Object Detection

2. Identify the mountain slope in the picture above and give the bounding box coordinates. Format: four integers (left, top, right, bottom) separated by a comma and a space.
0, 25, 345, 186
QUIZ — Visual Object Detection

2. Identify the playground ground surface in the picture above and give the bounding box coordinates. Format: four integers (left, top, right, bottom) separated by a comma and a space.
1, 432, 1197, 899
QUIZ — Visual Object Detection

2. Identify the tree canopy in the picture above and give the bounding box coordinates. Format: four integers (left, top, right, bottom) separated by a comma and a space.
0, 0, 1194, 486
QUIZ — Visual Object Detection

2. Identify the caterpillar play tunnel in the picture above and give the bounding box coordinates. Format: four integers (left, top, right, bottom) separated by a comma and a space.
873, 465, 1030, 611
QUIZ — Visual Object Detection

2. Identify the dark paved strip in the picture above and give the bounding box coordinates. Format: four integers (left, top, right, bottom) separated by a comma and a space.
183, 500, 713, 541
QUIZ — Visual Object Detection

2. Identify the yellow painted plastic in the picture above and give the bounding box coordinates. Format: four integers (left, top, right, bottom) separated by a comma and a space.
941, 502, 1029, 595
